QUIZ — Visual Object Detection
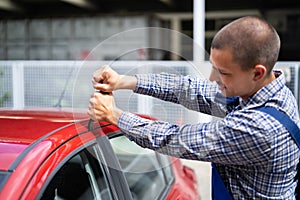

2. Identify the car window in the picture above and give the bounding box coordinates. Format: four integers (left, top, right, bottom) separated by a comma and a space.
0, 172, 10, 191
109, 135, 167, 200
158, 154, 174, 184
40, 145, 112, 200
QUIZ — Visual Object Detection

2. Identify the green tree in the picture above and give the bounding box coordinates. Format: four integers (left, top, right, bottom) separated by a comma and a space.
0, 68, 11, 107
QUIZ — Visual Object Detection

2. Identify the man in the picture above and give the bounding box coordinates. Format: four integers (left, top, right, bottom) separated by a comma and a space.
88, 16, 300, 199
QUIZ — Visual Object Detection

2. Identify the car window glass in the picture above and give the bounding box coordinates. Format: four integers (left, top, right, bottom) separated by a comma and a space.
40, 145, 112, 200
158, 154, 174, 183
0, 172, 10, 191
110, 135, 166, 200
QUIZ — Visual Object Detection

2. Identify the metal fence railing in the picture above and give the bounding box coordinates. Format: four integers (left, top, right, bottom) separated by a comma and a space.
0, 61, 299, 123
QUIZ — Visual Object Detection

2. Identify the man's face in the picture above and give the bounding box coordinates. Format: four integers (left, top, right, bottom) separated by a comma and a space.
209, 48, 256, 100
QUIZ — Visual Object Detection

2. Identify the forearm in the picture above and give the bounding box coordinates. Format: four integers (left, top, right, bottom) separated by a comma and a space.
118, 111, 219, 161
118, 111, 197, 158
115, 75, 137, 90
107, 107, 123, 126
133, 73, 222, 114
118, 111, 272, 165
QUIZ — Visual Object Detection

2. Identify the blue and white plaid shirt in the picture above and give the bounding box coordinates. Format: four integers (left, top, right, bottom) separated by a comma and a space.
118, 71, 300, 199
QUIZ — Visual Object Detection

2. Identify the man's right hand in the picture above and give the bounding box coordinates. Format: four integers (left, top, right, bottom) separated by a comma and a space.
92, 65, 120, 92
92, 65, 137, 92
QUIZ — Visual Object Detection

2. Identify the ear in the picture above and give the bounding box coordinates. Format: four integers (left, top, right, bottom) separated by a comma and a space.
253, 64, 267, 81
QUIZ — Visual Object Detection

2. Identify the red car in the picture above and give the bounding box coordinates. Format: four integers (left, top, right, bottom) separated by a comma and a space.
0, 109, 200, 200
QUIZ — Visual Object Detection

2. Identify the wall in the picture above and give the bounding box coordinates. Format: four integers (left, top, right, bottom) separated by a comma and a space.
0, 15, 165, 60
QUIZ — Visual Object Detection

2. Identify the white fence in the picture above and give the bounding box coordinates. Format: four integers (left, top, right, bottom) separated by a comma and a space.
0, 61, 299, 123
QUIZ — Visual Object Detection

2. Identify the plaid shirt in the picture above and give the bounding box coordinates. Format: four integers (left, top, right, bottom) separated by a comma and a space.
118, 71, 300, 199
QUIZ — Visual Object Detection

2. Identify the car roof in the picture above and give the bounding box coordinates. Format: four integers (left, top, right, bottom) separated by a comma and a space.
0, 109, 82, 142
0, 108, 114, 171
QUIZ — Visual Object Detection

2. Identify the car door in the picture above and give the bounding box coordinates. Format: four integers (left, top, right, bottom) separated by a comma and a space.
35, 136, 132, 200
106, 131, 176, 200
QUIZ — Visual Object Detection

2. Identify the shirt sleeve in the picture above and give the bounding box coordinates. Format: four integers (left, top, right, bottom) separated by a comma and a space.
118, 109, 273, 166
134, 73, 227, 117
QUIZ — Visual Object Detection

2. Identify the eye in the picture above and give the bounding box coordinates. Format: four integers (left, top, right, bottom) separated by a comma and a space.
219, 71, 228, 75
212, 66, 229, 76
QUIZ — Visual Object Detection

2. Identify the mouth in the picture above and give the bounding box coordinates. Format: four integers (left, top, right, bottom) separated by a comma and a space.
217, 83, 225, 91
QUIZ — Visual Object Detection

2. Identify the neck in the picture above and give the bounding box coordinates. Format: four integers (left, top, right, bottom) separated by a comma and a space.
262, 71, 276, 86
241, 72, 276, 102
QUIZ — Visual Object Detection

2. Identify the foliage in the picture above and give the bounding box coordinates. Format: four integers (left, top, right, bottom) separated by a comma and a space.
0, 68, 11, 107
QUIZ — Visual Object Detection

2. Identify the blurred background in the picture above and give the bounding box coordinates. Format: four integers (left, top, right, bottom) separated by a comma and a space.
0, 0, 300, 61
1, 1, 300, 199
1, 0, 299, 108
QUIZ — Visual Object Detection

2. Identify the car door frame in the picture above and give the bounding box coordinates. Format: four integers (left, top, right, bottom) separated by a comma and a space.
33, 133, 133, 200
95, 135, 133, 200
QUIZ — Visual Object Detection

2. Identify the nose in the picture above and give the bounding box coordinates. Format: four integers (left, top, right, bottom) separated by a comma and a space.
209, 68, 219, 82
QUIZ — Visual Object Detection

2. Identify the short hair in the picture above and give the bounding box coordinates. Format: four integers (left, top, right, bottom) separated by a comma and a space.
211, 16, 281, 74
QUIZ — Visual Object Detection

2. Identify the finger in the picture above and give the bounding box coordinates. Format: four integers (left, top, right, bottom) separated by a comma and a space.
87, 108, 95, 119
101, 65, 110, 73
89, 93, 106, 106
89, 96, 100, 109
93, 65, 109, 83
88, 102, 101, 118
93, 82, 109, 91
88, 104, 107, 122
89, 97, 95, 106
93, 92, 103, 98
87, 110, 98, 121
92, 70, 103, 83
92, 79, 102, 90
87, 109, 93, 117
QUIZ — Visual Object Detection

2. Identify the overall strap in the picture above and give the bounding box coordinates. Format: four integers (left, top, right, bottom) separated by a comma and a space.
255, 107, 300, 148
211, 106, 300, 200
211, 163, 232, 200
255, 106, 300, 200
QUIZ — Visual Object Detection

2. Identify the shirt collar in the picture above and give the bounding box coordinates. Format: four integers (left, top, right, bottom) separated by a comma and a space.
242, 70, 286, 108
213, 70, 286, 112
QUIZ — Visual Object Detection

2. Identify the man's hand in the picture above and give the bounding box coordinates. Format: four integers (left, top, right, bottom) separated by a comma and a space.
92, 65, 120, 92
92, 65, 137, 92
87, 92, 122, 125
